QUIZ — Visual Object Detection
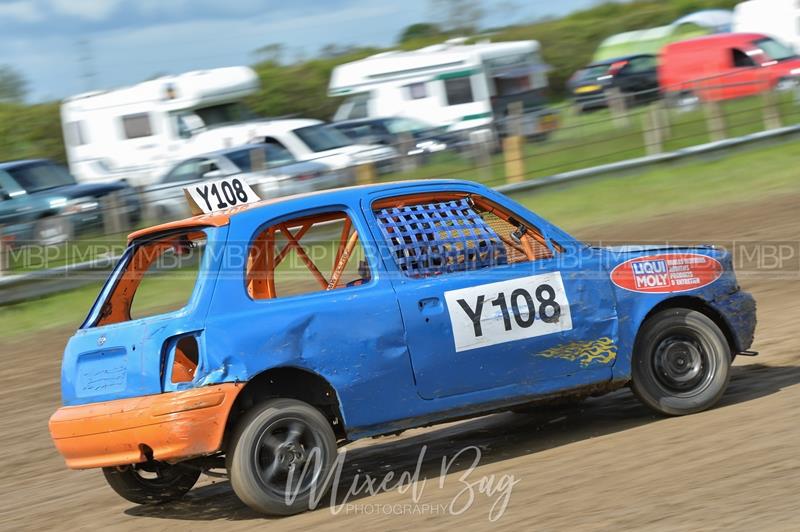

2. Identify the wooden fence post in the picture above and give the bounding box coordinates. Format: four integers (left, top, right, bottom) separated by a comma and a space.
397, 133, 417, 172
762, 87, 782, 131
102, 191, 130, 235
656, 98, 671, 139
469, 128, 493, 183
249, 146, 267, 172
606, 87, 630, 128
503, 101, 525, 184
643, 104, 663, 156
0, 226, 8, 277
355, 163, 376, 185
704, 99, 727, 142
503, 135, 525, 184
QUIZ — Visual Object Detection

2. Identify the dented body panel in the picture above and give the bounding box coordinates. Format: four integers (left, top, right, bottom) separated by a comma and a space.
50, 179, 756, 468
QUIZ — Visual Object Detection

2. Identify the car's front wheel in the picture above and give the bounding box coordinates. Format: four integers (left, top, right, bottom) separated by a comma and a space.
226, 398, 338, 515
631, 308, 731, 416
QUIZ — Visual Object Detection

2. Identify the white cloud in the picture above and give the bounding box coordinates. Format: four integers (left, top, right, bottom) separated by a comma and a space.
47, 0, 123, 21
0, 1, 44, 23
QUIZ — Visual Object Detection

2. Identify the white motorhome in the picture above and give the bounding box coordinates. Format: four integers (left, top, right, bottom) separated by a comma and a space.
734, 0, 800, 52
61, 67, 394, 185
329, 38, 551, 133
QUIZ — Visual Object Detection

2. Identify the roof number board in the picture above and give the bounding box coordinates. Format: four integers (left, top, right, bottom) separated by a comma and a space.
184, 176, 260, 215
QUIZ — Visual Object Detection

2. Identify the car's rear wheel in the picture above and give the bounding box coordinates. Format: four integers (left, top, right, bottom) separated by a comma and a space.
631, 308, 731, 416
226, 398, 338, 516
102, 462, 200, 505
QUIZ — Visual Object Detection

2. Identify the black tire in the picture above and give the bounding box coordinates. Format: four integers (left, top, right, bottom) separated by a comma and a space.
226, 398, 338, 516
102, 463, 200, 505
631, 308, 731, 416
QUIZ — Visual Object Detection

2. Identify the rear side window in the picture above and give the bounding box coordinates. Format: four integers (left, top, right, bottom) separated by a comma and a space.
373, 194, 553, 278
246, 212, 370, 299
732, 48, 756, 68
444, 77, 475, 106
163, 158, 206, 183
91, 231, 206, 327
121, 113, 153, 139
406, 82, 428, 99
624, 56, 657, 73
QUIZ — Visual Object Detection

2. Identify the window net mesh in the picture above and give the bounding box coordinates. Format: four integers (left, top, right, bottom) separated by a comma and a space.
375, 199, 507, 277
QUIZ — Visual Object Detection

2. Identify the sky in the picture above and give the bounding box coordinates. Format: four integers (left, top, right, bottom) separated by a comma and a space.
0, 0, 605, 102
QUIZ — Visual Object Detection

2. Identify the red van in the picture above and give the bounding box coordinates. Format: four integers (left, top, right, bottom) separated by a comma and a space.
659, 33, 800, 101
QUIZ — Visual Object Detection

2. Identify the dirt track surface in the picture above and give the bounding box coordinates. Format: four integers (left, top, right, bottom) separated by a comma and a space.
2, 192, 799, 531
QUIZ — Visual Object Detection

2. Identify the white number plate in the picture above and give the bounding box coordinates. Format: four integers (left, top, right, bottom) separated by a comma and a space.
184, 176, 260, 215
444, 272, 572, 352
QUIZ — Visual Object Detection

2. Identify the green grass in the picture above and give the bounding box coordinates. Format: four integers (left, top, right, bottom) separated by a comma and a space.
383, 92, 800, 188
514, 138, 800, 233
1, 133, 798, 339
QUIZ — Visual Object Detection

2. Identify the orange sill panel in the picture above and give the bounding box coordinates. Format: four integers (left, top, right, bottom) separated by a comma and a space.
49, 383, 242, 470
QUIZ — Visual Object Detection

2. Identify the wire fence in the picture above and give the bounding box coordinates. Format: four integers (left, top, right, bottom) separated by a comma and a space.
1, 65, 800, 280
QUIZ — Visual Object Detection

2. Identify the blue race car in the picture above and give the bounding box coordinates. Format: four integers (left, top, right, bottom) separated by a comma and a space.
49, 178, 756, 515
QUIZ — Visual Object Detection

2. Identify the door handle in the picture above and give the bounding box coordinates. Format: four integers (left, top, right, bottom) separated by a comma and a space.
418, 297, 443, 315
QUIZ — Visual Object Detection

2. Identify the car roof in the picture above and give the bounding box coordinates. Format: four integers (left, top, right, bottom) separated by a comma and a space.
333, 118, 388, 126
587, 54, 653, 67
261, 118, 323, 130
665, 32, 768, 49
128, 179, 478, 242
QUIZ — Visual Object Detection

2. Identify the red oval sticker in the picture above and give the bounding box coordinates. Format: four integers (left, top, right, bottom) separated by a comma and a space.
610, 253, 723, 294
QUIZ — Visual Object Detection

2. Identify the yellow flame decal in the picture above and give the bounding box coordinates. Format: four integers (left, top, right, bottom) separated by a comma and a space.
536, 337, 617, 367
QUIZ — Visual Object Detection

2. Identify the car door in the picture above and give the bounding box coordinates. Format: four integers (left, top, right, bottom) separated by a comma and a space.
364, 191, 619, 399
725, 47, 761, 99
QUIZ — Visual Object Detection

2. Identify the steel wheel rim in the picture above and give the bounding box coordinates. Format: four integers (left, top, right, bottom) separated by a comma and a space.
252, 417, 324, 498
652, 332, 715, 396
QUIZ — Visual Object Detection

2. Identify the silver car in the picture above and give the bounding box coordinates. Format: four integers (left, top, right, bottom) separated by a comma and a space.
144, 143, 354, 221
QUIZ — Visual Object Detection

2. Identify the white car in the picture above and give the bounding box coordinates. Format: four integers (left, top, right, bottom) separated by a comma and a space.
247, 118, 398, 174
143, 143, 354, 221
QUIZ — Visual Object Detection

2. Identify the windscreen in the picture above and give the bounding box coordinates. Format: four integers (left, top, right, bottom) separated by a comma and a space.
575, 64, 610, 81
193, 102, 254, 127
293, 125, 352, 152
7, 162, 76, 192
225, 143, 297, 171
385, 117, 435, 134
754, 38, 797, 62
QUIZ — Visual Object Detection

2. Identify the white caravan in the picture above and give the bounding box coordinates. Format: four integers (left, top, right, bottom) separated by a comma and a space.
61, 67, 394, 185
734, 0, 800, 52
329, 38, 551, 133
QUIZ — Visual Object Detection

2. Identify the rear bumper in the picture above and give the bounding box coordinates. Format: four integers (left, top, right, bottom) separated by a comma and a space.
49, 383, 242, 470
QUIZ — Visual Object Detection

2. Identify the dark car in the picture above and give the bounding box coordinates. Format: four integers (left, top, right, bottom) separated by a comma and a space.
568, 54, 660, 111
332, 116, 463, 158
0, 159, 140, 245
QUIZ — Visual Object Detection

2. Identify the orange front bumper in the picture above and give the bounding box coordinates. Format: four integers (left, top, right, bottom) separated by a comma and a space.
49, 383, 242, 469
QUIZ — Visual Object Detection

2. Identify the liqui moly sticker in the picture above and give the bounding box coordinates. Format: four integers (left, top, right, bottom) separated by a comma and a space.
610, 253, 723, 293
